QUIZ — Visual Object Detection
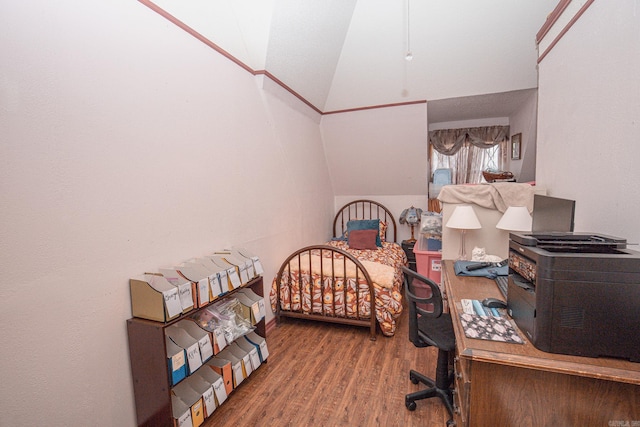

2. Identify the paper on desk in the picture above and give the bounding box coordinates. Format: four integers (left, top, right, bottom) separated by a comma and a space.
459, 313, 524, 344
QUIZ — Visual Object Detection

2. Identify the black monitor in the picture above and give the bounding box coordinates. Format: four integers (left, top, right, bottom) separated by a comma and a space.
532, 194, 576, 232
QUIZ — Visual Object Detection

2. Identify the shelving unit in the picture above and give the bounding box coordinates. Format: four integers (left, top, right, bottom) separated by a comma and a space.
127, 275, 265, 427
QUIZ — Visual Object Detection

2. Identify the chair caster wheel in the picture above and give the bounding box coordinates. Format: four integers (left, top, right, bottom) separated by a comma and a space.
409, 372, 419, 384
405, 400, 417, 411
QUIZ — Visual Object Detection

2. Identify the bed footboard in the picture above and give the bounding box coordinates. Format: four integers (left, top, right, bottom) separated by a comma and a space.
272, 245, 377, 341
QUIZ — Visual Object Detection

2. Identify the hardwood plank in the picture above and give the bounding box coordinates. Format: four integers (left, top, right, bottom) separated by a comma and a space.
202, 310, 449, 426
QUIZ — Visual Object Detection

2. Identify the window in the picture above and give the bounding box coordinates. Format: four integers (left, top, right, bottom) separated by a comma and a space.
430, 142, 506, 184
428, 125, 509, 185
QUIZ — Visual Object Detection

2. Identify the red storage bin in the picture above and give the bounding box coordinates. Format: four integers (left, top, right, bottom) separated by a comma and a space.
413, 246, 442, 284
411, 245, 444, 312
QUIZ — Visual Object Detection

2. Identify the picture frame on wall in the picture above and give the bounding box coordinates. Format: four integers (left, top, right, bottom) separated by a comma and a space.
511, 133, 522, 160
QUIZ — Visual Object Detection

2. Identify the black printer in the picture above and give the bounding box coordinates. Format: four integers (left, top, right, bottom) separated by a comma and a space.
507, 232, 640, 362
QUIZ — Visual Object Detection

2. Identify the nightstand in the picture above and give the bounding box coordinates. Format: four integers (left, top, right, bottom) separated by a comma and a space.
401, 240, 417, 271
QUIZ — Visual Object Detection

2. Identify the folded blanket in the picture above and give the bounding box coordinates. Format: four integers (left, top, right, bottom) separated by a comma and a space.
289, 253, 394, 289
438, 182, 534, 212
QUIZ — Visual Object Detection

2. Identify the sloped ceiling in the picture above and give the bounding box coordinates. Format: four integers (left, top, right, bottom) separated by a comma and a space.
146, 0, 558, 121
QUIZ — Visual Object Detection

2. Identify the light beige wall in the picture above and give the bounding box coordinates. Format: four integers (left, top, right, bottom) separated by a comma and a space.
507, 89, 538, 182
323, 102, 432, 244
0, 1, 332, 425
536, 1, 640, 242
320, 103, 429, 196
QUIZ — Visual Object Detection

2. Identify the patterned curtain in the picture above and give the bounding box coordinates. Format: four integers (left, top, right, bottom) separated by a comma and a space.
429, 125, 509, 184
429, 125, 509, 154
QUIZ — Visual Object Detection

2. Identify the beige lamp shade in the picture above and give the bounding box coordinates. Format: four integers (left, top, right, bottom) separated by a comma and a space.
446, 205, 481, 230
496, 206, 532, 232
445, 205, 481, 260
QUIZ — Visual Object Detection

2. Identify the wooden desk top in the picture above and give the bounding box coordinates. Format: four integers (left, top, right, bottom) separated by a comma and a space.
442, 260, 640, 386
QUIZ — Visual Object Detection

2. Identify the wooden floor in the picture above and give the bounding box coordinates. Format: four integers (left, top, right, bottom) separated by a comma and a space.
202, 310, 449, 427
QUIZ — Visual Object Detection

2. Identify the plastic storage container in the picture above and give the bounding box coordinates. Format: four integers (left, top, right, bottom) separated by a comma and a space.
413, 247, 442, 284
417, 234, 442, 251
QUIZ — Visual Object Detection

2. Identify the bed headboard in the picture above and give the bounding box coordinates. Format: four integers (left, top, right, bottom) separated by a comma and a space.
333, 199, 398, 243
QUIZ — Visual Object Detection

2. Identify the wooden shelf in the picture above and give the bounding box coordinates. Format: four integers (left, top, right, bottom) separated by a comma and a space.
127, 276, 265, 427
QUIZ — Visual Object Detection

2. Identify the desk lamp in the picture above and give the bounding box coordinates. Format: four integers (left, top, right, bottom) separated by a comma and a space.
446, 205, 481, 260
399, 206, 423, 243
496, 206, 532, 232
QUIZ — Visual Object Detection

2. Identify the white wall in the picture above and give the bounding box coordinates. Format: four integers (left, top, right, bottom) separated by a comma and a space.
0, 1, 333, 425
321, 103, 429, 197
536, 1, 640, 242
322, 103, 430, 243
507, 89, 538, 182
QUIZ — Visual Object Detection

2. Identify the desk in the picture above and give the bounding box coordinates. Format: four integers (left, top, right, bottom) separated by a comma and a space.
442, 261, 640, 426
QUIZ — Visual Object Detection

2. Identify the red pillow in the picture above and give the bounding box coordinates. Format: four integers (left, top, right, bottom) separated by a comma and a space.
348, 229, 379, 250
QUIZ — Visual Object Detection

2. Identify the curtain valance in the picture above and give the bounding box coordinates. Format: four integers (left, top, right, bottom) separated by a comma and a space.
429, 125, 510, 155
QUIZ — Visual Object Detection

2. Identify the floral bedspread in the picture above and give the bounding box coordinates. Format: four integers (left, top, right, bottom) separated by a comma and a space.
270, 241, 407, 336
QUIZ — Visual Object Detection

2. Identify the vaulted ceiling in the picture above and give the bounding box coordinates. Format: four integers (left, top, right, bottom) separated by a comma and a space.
146, 0, 558, 122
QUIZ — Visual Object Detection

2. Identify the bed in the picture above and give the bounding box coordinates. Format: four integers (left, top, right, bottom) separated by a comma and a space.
270, 200, 408, 340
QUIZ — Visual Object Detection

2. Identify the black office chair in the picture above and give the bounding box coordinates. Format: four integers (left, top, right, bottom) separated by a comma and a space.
402, 266, 455, 426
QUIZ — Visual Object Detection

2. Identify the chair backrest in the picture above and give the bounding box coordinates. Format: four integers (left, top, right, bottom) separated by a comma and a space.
402, 266, 446, 347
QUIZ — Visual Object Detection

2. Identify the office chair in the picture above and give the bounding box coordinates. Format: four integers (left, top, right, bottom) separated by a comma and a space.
402, 266, 455, 426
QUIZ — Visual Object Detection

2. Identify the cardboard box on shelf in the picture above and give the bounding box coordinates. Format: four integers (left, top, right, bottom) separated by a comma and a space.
216, 347, 245, 388
210, 326, 227, 355
172, 381, 205, 427
193, 258, 225, 297
206, 357, 233, 396
175, 320, 214, 364
184, 375, 216, 419
159, 268, 195, 314
166, 336, 187, 386
171, 394, 193, 427
209, 256, 242, 290
234, 337, 261, 371
244, 332, 269, 363
214, 251, 251, 285
184, 261, 221, 303
130, 274, 182, 322
232, 247, 265, 277
224, 342, 253, 378
194, 366, 227, 407
234, 289, 265, 325
166, 324, 203, 375
175, 264, 212, 308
